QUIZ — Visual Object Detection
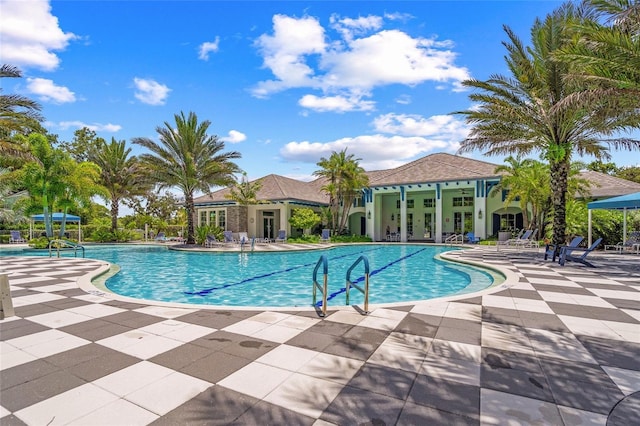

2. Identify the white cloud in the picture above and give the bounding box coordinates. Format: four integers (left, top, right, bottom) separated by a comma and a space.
252, 14, 471, 104
279, 112, 468, 169
395, 94, 412, 105
0, 0, 77, 71
198, 37, 220, 60
298, 94, 375, 113
26, 77, 75, 103
56, 121, 122, 132
133, 77, 170, 105
220, 130, 246, 144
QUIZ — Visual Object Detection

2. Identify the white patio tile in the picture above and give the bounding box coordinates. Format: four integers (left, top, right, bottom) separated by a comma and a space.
126, 371, 211, 416
482, 295, 517, 310
257, 344, 320, 371
36, 282, 79, 292
218, 362, 293, 400
11, 292, 66, 307
428, 338, 481, 363
68, 398, 159, 426
603, 366, 640, 396
15, 383, 119, 426
526, 277, 581, 287
66, 303, 126, 318
0, 347, 37, 370
264, 373, 344, 419
410, 301, 449, 317
117, 334, 185, 359
73, 293, 114, 303
97, 329, 157, 351
277, 315, 320, 330
27, 310, 92, 328
94, 361, 174, 396
588, 288, 640, 301
249, 311, 292, 324
133, 305, 196, 318
0, 405, 9, 419
558, 316, 626, 341
526, 329, 596, 364
481, 323, 534, 355
357, 314, 403, 331
222, 318, 270, 336
368, 332, 431, 373
622, 308, 640, 322
557, 405, 607, 426
481, 389, 563, 425
513, 298, 554, 314
444, 302, 482, 321
298, 352, 363, 385
324, 310, 366, 325
254, 323, 305, 343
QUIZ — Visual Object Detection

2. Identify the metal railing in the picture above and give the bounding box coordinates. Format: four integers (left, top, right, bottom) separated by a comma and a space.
312, 255, 329, 317
345, 255, 370, 314
48, 239, 85, 258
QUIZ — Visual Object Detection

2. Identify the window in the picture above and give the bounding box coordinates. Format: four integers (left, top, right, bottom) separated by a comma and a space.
407, 199, 414, 209
209, 211, 216, 226
218, 210, 226, 229
199, 211, 207, 226
423, 198, 435, 208
396, 200, 400, 209
500, 214, 516, 231
453, 197, 474, 207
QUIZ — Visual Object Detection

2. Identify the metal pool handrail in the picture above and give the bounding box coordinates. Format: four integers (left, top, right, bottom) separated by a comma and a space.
48, 239, 85, 258
345, 255, 370, 314
312, 255, 328, 317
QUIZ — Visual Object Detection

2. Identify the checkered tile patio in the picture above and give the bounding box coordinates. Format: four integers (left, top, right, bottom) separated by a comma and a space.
1, 247, 638, 425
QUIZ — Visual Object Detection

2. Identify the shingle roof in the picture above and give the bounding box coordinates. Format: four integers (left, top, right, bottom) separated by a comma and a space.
578, 170, 640, 198
368, 153, 503, 186
194, 174, 329, 205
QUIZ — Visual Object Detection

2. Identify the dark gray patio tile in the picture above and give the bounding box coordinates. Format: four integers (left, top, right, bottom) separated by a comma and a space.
482, 348, 543, 373
480, 362, 554, 402
320, 385, 405, 425
0, 319, 49, 340
456, 296, 483, 305
176, 310, 258, 329
440, 317, 482, 330
306, 319, 353, 336
44, 343, 118, 368
394, 313, 440, 337
603, 298, 640, 310
232, 400, 315, 425
607, 391, 640, 426
42, 298, 90, 310
0, 415, 28, 426
15, 278, 69, 288
518, 312, 571, 332
220, 336, 277, 361
577, 336, 640, 371
407, 375, 480, 420
530, 283, 595, 295
5, 289, 35, 298
343, 325, 389, 344
481, 307, 524, 326
434, 325, 481, 345
101, 300, 146, 310
150, 385, 257, 425
14, 303, 59, 317
66, 350, 140, 382
0, 370, 86, 412
508, 289, 543, 300
59, 318, 131, 341
546, 378, 623, 414
547, 302, 638, 322
180, 351, 251, 383
53, 288, 86, 297
398, 401, 479, 425
1, 360, 60, 391
190, 330, 244, 351
347, 363, 417, 400
490, 289, 511, 297
149, 343, 212, 371
324, 335, 382, 361
387, 304, 414, 311
286, 330, 340, 352
101, 311, 164, 328
540, 357, 621, 392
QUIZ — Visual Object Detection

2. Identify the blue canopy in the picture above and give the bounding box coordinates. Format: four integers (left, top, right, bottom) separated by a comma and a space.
588, 192, 640, 210
31, 213, 81, 222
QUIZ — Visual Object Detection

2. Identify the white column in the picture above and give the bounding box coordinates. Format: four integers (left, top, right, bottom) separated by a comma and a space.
400, 187, 407, 242
435, 184, 443, 243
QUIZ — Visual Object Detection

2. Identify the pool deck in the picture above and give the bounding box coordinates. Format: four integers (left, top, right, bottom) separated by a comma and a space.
1, 245, 639, 425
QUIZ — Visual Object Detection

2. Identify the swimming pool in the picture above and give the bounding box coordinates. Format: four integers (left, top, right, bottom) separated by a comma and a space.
1, 244, 495, 308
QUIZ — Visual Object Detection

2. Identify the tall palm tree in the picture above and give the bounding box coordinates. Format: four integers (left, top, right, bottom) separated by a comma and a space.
313, 149, 368, 234
133, 111, 241, 244
0, 64, 44, 158
89, 138, 148, 231
225, 172, 263, 205
455, 4, 640, 248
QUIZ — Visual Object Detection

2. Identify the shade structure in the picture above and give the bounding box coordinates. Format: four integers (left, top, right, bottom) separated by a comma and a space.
587, 191, 640, 246
30, 213, 82, 242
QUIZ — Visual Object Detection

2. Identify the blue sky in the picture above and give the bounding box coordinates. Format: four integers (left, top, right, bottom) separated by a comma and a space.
3, 0, 639, 185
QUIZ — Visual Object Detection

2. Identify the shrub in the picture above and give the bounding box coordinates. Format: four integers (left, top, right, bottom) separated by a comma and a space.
28, 236, 50, 249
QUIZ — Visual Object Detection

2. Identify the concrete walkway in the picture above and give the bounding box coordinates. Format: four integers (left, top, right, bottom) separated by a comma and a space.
1, 246, 638, 425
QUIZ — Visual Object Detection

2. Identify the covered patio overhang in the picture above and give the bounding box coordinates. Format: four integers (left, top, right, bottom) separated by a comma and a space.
30, 213, 82, 242
587, 191, 640, 246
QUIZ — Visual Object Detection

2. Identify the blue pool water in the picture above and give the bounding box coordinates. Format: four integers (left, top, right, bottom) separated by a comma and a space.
0, 244, 494, 308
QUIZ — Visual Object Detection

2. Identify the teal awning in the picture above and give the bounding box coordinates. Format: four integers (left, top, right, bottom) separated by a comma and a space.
588, 192, 640, 210
31, 213, 81, 222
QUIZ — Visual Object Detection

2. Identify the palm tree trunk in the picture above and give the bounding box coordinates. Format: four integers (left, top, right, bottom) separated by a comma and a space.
111, 198, 119, 232
550, 158, 570, 249
185, 192, 196, 244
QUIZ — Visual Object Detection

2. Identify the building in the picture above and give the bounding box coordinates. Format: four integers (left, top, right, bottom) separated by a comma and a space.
194, 153, 640, 242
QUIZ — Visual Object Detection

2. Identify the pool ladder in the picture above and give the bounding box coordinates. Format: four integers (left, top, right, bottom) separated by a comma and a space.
312, 255, 370, 316
48, 239, 85, 258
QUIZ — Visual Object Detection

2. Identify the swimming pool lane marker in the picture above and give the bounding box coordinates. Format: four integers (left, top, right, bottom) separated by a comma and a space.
314, 247, 428, 307
184, 246, 385, 297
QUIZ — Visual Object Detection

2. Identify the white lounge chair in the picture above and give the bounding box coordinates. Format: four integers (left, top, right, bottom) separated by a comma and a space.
9, 231, 26, 244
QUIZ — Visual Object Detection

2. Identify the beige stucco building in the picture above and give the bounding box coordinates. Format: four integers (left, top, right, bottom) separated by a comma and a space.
194, 153, 640, 243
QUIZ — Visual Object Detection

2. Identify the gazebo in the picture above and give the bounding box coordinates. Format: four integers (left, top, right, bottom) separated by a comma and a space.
587, 191, 640, 246
30, 213, 82, 242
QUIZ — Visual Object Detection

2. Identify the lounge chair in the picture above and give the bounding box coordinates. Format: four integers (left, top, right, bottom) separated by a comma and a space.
275, 230, 287, 243
223, 231, 235, 244
545, 236, 584, 262
444, 234, 464, 245
559, 238, 603, 267
238, 232, 249, 245
9, 230, 26, 244
605, 231, 640, 253
466, 232, 480, 244
154, 232, 167, 242
204, 234, 220, 247
498, 229, 532, 247
320, 229, 330, 243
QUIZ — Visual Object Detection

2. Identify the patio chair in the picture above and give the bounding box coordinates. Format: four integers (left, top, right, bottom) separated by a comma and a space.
9, 230, 26, 244
497, 229, 533, 250
223, 230, 235, 244
275, 229, 287, 243
238, 232, 249, 245
320, 229, 331, 243
545, 236, 584, 262
559, 238, 603, 267
605, 231, 640, 253
154, 232, 167, 242
465, 232, 480, 244
204, 234, 220, 247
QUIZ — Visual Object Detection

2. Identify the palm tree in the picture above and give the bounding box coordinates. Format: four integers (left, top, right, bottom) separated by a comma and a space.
313, 149, 369, 234
0, 65, 44, 158
225, 172, 263, 205
89, 138, 148, 231
455, 4, 640, 249
56, 160, 104, 238
133, 111, 241, 244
